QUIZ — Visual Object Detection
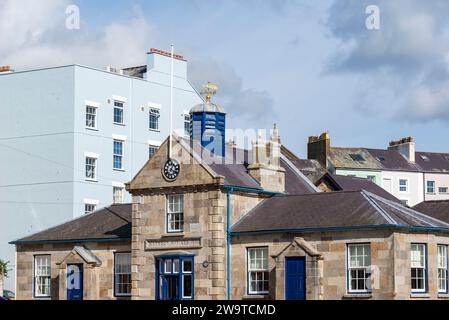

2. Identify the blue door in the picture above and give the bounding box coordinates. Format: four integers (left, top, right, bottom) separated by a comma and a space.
285, 257, 306, 300
67, 264, 83, 300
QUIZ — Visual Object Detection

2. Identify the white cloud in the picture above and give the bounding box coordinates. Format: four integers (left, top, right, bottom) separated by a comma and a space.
0, 0, 154, 69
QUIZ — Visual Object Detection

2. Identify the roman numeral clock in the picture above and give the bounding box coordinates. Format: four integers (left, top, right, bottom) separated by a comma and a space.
162, 158, 180, 181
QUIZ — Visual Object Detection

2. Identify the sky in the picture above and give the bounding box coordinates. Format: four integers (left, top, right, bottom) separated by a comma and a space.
1, 0, 449, 157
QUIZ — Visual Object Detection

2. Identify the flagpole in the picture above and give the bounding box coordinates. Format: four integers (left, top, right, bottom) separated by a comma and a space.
169, 44, 174, 159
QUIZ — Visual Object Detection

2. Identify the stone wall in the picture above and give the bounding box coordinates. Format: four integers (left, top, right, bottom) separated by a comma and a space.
15, 241, 130, 300
230, 229, 449, 300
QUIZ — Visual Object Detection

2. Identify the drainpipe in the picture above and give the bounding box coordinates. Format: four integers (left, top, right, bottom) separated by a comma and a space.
226, 188, 232, 301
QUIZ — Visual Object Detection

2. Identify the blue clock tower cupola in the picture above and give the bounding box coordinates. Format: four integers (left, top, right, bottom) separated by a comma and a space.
190, 83, 226, 157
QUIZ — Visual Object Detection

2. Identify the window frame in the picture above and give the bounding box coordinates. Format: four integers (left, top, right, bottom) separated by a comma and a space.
149, 108, 160, 131
114, 252, 132, 297
346, 243, 372, 294
438, 245, 448, 294
149, 145, 159, 159
155, 255, 194, 300
113, 186, 124, 204
113, 100, 124, 125
84, 203, 97, 215
247, 247, 269, 295
439, 187, 449, 194
410, 243, 427, 294
85, 156, 97, 181
34, 255, 51, 298
399, 178, 409, 193
183, 114, 191, 136
427, 181, 436, 194
113, 139, 124, 171
85, 105, 98, 130
166, 195, 184, 233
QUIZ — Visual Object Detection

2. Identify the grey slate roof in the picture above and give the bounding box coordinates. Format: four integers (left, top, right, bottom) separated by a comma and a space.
185, 139, 319, 195
319, 173, 401, 203
413, 200, 449, 223
330, 147, 449, 173
11, 204, 132, 244
231, 191, 449, 234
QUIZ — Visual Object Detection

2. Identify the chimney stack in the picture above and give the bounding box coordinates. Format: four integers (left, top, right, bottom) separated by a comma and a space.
388, 137, 415, 162
307, 132, 330, 169
247, 124, 285, 193
0, 66, 14, 74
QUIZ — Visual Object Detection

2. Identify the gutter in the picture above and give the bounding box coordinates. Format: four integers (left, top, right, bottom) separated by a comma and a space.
230, 224, 449, 236
224, 185, 281, 301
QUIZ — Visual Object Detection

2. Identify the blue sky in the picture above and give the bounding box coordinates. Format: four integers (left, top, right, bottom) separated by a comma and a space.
1, 0, 449, 156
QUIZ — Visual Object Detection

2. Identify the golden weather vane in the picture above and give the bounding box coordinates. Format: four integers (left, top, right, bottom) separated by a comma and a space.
201, 82, 218, 103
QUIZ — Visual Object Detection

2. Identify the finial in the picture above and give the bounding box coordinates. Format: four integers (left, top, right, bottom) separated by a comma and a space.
201, 82, 218, 103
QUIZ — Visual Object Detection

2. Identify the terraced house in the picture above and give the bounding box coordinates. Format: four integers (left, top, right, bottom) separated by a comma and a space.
11, 97, 449, 300
308, 134, 449, 206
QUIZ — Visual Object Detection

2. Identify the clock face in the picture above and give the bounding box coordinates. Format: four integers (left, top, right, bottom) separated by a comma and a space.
163, 159, 180, 181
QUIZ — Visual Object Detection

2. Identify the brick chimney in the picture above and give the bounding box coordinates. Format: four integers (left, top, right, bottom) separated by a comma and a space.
388, 137, 415, 162
248, 124, 285, 193
307, 132, 330, 169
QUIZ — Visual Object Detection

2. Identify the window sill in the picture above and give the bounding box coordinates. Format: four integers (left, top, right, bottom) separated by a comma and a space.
343, 293, 372, 299
113, 169, 126, 172
149, 129, 160, 133
85, 127, 98, 131
438, 293, 449, 299
85, 179, 98, 183
114, 123, 126, 126
163, 232, 185, 237
410, 293, 430, 299
243, 294, 269, 300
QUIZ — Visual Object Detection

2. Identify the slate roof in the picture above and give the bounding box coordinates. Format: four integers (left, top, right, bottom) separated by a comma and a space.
231, 191, 449, 234
11, 204, 132, 244
330, 147, 449, 173
281, 146, 327, 183
318, 173, 401, 203
184, 139, 320, 194
413, 200, 449, 223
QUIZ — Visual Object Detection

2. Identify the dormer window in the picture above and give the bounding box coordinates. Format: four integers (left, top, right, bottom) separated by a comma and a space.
420, 154, 430, 161
377, 156, 386, 162
349, 154, 365, 162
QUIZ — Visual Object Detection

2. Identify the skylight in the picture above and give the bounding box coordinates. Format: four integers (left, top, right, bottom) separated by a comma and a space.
377, 156, 386, 162
349, 154, 365, 161
420, 154, 430, 161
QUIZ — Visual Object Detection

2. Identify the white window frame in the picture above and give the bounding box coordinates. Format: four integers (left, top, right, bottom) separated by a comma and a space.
399, 178, 409, 193
85, 156, 97, 181
84, 203, 97, 215
114, 252, 131, 297
113, 186, 124, 204
438, 245, 448, 294
347, 243, 372, 294
149, 145, 158, 159
427, 181, 436, 194
113, 139, 124, 171
85, 104, 98, 130
411, 243, 427, 294
439, 187, 449, 194
167, 195, 184, 233
113, 100, 124, 125
247, 247, 269, 295
182, 258, 193, 299
149, 108, 160, 131
34, 255, 51, 298
183, 113, 191, 136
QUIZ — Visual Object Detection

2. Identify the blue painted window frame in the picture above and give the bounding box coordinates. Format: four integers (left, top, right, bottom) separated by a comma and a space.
346, 243, 372, 294
155, 255, 194, 300
246, 247, 269, 296
33, 254, 51, 299
411, 243, 428, 294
